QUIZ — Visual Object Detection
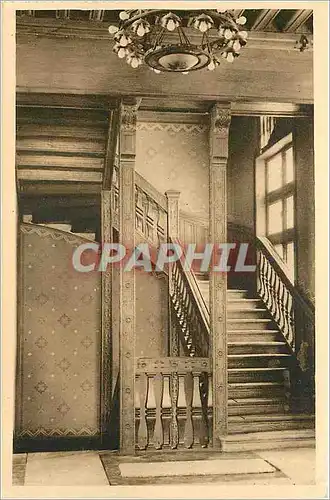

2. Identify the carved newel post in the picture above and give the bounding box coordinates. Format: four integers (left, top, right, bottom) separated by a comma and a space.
209, 103, 231, 444
165, 190, 181, 356
119, 99, 137, 454
165, 190, 180, 450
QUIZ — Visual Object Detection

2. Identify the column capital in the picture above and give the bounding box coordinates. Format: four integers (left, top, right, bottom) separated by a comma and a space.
211, 104, 231, 136
210, 103, 232, 160
165, 190, 181, 200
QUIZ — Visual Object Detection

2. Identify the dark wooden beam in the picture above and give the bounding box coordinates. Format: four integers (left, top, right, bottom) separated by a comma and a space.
16, 92, 117, 110
18, 182, 102, 196
251, 9, 280, 30
89, 10, 105, 22
103, 106, 120, 189
283, 9, 313, 33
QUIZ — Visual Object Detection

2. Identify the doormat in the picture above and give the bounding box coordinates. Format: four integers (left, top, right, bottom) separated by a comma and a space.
99, 450, 285, 486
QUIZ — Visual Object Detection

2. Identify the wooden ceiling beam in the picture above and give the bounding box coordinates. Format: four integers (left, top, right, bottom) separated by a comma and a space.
233, 10, 245, 18
89, 10, 105, 22
283, 9, 313, 33
251, 9, 280, 31
56, 10, 70, 20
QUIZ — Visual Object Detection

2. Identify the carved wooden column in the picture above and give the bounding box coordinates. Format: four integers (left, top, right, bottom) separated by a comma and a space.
100, 189, 112, 440
165, 190, 180, 356
119, 99, 137, 454
209, 103, 231, 444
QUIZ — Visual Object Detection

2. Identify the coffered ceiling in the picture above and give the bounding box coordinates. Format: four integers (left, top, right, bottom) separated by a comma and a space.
16, 9, 313, 34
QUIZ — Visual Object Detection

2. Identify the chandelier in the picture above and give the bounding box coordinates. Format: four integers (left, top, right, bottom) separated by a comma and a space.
108, 9, 248, 73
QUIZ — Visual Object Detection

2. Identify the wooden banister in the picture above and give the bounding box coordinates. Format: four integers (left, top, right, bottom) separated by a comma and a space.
135, 357, 211, 450
169, 237, 210, 358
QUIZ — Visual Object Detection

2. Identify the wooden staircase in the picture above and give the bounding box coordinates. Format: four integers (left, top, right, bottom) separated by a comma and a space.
192, 276, 315, 450
110, 166, 315, 452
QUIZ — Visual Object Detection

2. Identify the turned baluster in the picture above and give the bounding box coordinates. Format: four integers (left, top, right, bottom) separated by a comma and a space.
199, 372, 209, 447
153, 373, 164, 449
137, 373, 149, 450
135, 186, 144, 234
170, 373, 179, 449
287, 292, 295, 348
183, 372, 194, 448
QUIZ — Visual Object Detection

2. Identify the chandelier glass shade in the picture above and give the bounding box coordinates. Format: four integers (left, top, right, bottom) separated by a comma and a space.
108, 9, 248, 73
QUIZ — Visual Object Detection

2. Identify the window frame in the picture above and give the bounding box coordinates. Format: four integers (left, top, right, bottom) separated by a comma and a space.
255, 133, 297, 282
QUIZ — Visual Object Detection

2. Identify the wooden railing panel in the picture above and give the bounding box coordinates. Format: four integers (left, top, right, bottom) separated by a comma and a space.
135, 357, 212, 450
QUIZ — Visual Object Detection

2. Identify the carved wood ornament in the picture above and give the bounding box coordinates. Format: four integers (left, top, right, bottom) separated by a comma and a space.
119, 99, 137, 454
209, 103, 231, 443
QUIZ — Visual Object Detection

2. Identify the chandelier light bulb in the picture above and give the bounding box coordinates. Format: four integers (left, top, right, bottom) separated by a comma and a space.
221, 51, 227, 59
108, 25, 119, 34
119, 11, 130, 21
239, 30, 248, 40
167, 19, 176, 31
217, 9, 227, 13
199, 21, 208, 32
237, 16, 247, 25
182, 71, 189, 75
224, 29, 233, 40
131, 58, 140, 68
119, 34, 130, 47
207, 60, 216, 71
118, 47, 126, 58
233, 40, 241, 52
153, 69, 161, 74
227, 52, 234, 63
137, 24, 145, 37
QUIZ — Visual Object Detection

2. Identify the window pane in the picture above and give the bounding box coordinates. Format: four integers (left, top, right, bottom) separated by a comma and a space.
285, 242, 295, 281
268, 200, 283, 234
285, 147, 294, 183
267, 153, 283, 192
286, 195, 294, 229
274, 244, 284, 260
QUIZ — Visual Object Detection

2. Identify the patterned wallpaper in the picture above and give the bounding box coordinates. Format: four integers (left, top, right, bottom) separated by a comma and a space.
16, 224, 101, 438
136, 122, 209, 218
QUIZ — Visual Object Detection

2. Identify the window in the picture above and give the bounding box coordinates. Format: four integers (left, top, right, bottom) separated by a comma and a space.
265, 143, 296, 281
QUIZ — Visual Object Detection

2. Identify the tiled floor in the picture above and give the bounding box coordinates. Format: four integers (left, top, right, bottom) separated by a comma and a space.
12, 447, 316, 486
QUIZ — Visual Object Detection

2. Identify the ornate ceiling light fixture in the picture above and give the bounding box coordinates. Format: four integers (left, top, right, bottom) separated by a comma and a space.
108, 9, 248, 73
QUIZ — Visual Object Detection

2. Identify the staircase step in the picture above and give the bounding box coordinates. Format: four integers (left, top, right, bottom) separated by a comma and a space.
228, 381, 286, 399
228, 341, 287, 355
220, 429, 315, 452
228, 330, 282, 342
227, 319, 276, 331
227, 309, 270, 319
228, 367, 288, 383
227, 299, 263, 309
228, 419, 313, 434
228, 398, 288, 416
228, 353, 291, 369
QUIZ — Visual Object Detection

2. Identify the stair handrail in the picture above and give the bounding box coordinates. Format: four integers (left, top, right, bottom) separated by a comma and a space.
256, 235, 315, 321
227, 222, 314, 353
169, 236, 210, 357
171, 236, 210, 332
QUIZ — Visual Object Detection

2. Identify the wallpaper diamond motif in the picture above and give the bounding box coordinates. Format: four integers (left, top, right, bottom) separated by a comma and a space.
16, 224, 101, 438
